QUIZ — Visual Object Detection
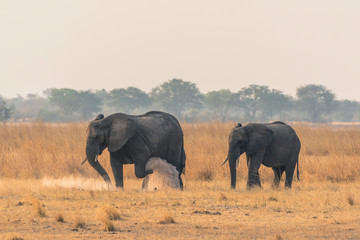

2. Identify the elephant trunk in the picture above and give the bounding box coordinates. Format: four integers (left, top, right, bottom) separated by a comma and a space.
229, 157, 237, 188
227, 146, 241, 189
86, 139, 111, 184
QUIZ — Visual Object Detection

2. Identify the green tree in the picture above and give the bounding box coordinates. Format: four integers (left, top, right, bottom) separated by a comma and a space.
107, 87, 151, 113
235, 85, 270, 121
48, 88, 79, 115
151, 79, 203, 119
334, 100, 360, 122
0, 97, 12, 123
260, 89, 293, 120
204, 89, 237, 122
296, 84, 336, 122
77, 91, 103, 120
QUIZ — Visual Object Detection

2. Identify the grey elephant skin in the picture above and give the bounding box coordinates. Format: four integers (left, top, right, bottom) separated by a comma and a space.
223, 121, 301, 189
83, 111, 186, 188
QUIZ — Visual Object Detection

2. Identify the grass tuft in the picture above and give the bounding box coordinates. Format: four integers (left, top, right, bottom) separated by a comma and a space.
219, 193, 227, 201
98, 205, 122, 220
158, 214, 176, 224
7, 235, 24, 240
268, 197, 278, 201
103, 219, 115, 232
30, 198, 46, 217
347, 194, 355, 206
55, 213, 64, 223
276, 234, 283, 240
74, 217, 86, 229
198, 169, 213, 181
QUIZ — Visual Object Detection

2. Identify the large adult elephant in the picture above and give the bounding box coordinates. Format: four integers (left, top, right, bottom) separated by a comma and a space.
82, 111, 186, 188
222, 121, 300, 189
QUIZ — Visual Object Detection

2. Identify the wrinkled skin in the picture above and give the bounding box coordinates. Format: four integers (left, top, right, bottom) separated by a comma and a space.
84, 111, 186, 189
224, 121, 301, 189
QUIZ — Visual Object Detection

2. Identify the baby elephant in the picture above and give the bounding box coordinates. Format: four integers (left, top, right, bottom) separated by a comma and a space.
223, 121, 301, 189
142, 157, 181, 191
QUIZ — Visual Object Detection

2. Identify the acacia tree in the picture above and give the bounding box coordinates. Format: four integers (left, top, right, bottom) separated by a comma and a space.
235, 85, 270, 121
150, 79, 203, 119
107, 87, 151, 113
48, 88, 79, 115
204, 89, 237, 122
260, 89, 293, 121
296, 84, 335, 122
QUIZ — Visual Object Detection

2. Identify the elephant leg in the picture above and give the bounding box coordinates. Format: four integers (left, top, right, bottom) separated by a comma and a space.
284, 162, 297, 188
178, 173, 183, 190
110, 155, 123, 188
272, 166, 285, 188
247, 150, 265, 188
134, 161, 153, 178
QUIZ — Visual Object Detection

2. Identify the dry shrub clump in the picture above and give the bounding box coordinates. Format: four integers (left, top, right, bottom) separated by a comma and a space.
7, 235, 24, 240
55, 213, 64, 223
29, 198, 46, 217
158, 214, 176, 224
347, 194, 355, 206
103, 220, 115, 232
98, 205, 122, 220
74, 217, 86, 229
0, 122, 360, 183
96, 205, 122, 231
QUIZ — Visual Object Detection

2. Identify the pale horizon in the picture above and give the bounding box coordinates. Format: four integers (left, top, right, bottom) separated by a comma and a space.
1, 1, 360, 101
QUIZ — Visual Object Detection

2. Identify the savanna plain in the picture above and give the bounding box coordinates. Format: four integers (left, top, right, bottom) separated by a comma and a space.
0, 122, 359, 239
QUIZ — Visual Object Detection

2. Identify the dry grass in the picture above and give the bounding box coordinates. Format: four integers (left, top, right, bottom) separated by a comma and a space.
0, 178, 359, 239
0, 122, 360, 239
1, 122, 359, 183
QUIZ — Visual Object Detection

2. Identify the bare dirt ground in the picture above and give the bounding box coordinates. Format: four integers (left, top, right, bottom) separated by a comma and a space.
1, 178, 359, 240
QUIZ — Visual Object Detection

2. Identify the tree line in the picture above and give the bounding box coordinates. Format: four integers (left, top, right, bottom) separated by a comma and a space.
1, 79, 359, 123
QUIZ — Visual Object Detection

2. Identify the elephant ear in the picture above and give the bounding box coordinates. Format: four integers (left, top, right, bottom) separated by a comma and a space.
246, 125, 273, 155
108, 117, 136, 152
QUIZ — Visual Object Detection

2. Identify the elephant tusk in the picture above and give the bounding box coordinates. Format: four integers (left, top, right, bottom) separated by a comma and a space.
81, 158, 88, 165
221, 158, 228, 166
236, 158, 239, 169
95, 155, 98, 162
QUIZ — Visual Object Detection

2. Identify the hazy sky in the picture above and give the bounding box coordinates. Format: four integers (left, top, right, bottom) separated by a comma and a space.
1, 1, 360, 100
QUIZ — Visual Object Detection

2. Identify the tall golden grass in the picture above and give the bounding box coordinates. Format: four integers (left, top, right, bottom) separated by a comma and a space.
0, 122, 359, 184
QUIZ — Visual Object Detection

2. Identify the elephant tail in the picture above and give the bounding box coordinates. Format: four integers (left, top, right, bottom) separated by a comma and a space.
181, 142, 186, 175
296, 157, 300, 181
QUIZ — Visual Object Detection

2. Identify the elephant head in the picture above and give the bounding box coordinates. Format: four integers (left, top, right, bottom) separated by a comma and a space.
222, 123, 273, 188
83, 113, 136, 184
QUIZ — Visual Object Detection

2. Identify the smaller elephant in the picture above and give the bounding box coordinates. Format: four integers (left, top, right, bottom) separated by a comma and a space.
222, 121, 301, 189
142, 157, 180, 190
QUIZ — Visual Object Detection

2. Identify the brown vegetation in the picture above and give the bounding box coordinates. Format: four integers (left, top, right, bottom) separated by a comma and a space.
1, 122, 359, 182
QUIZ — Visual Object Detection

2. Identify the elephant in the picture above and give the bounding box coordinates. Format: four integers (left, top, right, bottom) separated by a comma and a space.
222, 121, 301, 189
82, 111, 186, 189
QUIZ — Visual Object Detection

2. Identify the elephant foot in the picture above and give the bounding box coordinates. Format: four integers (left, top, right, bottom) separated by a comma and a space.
246, 181, 261, 189
271, 182, 280, 189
